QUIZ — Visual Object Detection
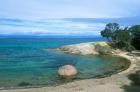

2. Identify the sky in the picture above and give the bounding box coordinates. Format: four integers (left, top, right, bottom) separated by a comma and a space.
0, 0, 140, 36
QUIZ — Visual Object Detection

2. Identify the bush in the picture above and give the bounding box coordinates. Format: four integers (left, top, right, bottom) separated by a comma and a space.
95, 44, 112, 55
122, 44, 135, 52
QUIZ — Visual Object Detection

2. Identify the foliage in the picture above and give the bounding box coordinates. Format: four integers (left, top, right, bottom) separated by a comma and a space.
112, 28, 134, 51
129, 25, 140, 50
105, 23, 120, 32
130, 25, 140, 38
95, 44, 112, 55
100, 23, 138, 51
101, 29, 112, 41
101, 23, 119, 41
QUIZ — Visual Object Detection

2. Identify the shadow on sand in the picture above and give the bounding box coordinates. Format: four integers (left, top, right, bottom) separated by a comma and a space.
122, 70, 140, 92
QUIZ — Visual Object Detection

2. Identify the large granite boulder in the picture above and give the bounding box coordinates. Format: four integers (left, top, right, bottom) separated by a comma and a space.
58, 65, 77, 78
57, 42, 99, 55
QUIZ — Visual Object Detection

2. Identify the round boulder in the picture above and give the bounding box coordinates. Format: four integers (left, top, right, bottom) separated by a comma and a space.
58, 65, 77, 78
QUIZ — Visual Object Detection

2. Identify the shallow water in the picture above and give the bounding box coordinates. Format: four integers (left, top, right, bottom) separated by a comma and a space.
0, 38, 130, 89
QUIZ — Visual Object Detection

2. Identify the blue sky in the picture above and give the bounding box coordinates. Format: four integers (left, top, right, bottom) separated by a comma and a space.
0, 0, 140, 36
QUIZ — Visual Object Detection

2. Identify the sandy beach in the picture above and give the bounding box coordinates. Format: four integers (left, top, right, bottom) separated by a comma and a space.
0, 43, 140, 92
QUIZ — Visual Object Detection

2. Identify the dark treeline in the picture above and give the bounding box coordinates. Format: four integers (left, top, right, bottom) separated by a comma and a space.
100, 23, 140, 51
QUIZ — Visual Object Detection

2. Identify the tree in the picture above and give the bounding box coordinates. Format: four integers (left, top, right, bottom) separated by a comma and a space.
101, 29, 112, 41
129, 25, 140, 49
100, 23, 135, 51
112, 28, 134, 51
101, 23, 119, 41
105, 23, 119, 32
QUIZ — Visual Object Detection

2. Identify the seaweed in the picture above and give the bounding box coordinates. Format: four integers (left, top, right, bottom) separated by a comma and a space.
18, 82, 32, 87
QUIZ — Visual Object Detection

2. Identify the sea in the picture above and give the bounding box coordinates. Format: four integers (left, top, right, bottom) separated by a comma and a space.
0, 37, 129, 89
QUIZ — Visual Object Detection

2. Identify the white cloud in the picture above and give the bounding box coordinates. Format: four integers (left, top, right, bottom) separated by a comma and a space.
46, 19, 105, 30
63, 23, 105, 30
0, 19, 104, 36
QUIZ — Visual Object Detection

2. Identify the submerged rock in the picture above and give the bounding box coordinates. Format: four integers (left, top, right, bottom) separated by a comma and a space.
18, 82, 32, 87
58, 65, 77, 78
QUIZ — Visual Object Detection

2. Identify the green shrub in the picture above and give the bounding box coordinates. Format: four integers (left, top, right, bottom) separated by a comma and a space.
95, 45, 112, 55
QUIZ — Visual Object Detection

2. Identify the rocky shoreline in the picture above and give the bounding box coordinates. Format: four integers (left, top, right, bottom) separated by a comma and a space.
53, 42, 121, 56
0, 42, 140, 92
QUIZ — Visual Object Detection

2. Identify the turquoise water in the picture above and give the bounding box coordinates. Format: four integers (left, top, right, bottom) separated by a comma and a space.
0, 38, 129, 89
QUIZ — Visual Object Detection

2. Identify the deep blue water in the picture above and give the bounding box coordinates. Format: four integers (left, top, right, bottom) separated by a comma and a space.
0, 38, 129, 89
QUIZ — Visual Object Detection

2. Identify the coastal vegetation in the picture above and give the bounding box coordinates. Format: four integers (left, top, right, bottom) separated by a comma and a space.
101, 23, 140, 92
101, 23, 140, 51
94, 42, 112, 55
